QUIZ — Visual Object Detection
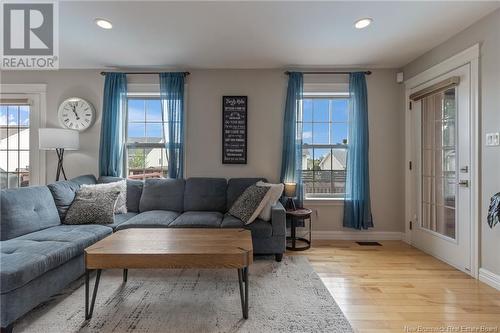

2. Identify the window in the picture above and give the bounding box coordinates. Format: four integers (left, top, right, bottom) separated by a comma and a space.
0, 102, 31, 188
126, 97, 168, 180
300, 94, 349, 199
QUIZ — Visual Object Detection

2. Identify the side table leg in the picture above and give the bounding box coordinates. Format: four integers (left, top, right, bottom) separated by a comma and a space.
291, 217, 296, 249
309, 216, 312, 247
123, 269, 128, 283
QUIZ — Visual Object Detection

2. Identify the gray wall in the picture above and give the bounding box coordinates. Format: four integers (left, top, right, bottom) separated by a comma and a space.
1, 68, 404, 233
403, 9, 500, 276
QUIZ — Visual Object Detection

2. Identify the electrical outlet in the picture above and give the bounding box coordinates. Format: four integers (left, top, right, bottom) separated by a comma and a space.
486, 132, 500, 146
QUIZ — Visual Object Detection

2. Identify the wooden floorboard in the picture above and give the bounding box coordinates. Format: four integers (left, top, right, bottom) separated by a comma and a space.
287, 240, 500, 333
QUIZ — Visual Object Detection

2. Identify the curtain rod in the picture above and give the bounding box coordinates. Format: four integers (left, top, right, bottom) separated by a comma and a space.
285, 71, 372, 75
100, 71, 190, 76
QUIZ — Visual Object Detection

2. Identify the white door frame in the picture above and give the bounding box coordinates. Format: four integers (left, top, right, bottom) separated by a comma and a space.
0, 84, 47, 186
404, 44, 480, 278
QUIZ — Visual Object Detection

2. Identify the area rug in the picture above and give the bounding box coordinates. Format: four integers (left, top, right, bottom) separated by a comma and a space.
14, 256, 353, 333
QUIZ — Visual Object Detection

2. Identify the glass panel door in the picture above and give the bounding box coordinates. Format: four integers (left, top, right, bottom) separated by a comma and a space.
421, 88, 457, 239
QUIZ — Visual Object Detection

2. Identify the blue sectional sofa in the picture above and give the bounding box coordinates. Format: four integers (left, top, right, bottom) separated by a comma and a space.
0, 175, 286, 332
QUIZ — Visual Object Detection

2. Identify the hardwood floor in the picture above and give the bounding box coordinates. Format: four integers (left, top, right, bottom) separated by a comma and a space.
288, 240, 500, 333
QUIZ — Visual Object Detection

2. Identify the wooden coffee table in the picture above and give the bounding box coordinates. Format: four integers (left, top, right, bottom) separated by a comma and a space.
84, 228, 253, 320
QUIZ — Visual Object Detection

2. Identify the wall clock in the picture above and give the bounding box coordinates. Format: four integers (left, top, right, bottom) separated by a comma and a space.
58, 97, 95, 131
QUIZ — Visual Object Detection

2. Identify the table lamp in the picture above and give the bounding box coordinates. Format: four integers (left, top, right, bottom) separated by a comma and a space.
284, 182, 297, 211
39, 128, 79, 181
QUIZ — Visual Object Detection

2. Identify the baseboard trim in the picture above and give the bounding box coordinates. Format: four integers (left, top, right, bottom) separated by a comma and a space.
312, 231, 403, 241
479, 268, 500, 291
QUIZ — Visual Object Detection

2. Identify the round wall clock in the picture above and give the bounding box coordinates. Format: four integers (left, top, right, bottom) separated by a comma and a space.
58, 97, 96, 131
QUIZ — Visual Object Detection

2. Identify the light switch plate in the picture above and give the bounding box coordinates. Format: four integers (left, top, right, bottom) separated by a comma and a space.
486, 132, 500, 146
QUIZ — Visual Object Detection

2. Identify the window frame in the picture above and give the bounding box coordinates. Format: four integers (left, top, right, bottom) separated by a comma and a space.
124, 83, 188, 179
0, 84, 46, 187
125, 94, 168, 180
301, 84, 349, 202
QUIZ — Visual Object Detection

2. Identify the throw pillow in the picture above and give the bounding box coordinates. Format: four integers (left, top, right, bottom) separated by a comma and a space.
229, 185, 270, 224
256, 181, 284, 221
81, 180, 127, 214
64, 190, 120, 225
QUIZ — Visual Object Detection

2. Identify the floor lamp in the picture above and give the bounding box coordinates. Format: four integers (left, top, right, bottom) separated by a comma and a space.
39, 128, 80, 181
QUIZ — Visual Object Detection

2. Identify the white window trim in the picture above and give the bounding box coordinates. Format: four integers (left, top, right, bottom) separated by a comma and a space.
0, 84, 47, 186
302, 83, 349, 202
125, 83, 188, 178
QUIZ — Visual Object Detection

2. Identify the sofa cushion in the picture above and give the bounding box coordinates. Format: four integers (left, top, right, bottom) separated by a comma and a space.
227, 178, 266, 209
98, 176, 144, 213
70, 174, 97, 186
184, 178, 227, 212
107, 212, 138, 230
139, 179, 185, 213
221, 214, 273, 238
0, 224, 111, 293
170, 211, 224, 228
47, 180, 80, 221
115, 210, 180, 230
1, 186, 60, 241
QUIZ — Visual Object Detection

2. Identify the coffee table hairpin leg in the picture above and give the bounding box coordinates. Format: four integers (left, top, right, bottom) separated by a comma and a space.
237, 267, 249, 319
85, 269, 102, 320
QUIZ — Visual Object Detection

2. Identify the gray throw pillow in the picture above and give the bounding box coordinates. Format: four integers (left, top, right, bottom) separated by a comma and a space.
229, 185, 270, 224
64, 190, 120, 225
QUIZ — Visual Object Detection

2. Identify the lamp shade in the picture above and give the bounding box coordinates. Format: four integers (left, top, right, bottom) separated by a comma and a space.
39, 128, 79, 150
284, 182, 297, 197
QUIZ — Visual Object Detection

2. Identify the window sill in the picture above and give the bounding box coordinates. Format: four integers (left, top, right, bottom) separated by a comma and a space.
304, 198, 344, 206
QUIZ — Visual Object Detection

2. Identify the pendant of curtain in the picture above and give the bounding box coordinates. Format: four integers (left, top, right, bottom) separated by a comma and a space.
159, 72, 186, 179
343, 72, 373, 229
99, 72, 127, 177
280, 72, 304, 209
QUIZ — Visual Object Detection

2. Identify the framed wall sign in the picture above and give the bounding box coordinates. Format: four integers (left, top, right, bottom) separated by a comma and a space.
222, 96, 247, 164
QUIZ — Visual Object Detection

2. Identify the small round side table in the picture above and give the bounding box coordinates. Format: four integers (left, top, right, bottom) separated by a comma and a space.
286, 208, 312, 251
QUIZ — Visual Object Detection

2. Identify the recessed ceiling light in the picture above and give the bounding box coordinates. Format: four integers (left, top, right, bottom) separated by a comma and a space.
354, 18, 373, 29
95, 18, 113, 30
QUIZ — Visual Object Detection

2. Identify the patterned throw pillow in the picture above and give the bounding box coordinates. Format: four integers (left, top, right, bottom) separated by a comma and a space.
81, 180, 127, 214
229, 185, 270, 224
64, 190, 120, 225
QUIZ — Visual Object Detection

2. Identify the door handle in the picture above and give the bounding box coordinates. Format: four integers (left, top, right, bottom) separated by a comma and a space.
458, 180, 469, 187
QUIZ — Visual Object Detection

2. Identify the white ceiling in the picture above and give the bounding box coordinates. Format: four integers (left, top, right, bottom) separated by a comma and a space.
59, 1, 500, 69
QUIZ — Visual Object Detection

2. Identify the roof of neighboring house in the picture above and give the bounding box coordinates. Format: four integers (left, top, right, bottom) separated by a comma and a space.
319, 149, 347, 170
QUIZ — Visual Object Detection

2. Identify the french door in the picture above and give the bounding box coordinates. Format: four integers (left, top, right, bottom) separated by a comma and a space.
410, 64, 472, 273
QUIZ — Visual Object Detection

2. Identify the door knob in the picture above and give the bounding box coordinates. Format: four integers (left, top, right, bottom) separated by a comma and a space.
458, 180, 469, 187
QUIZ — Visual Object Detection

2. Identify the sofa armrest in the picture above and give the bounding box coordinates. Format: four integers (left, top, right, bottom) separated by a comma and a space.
271, 201, 286, 236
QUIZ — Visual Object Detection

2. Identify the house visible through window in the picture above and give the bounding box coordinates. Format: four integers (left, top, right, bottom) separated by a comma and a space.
300, 94, 349, 199
0, 102, 31, 188
126, 97, 168, 180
